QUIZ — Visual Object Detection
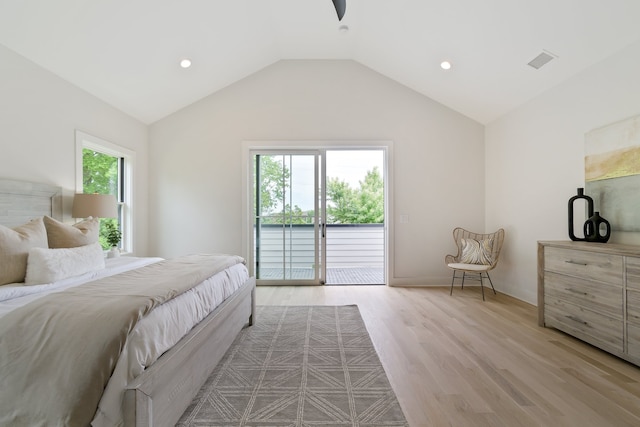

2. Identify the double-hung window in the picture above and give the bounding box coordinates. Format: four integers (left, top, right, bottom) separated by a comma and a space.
75, 131, 134, 253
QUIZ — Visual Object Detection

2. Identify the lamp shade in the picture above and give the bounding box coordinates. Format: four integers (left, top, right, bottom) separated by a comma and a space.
72, 193, 118, 218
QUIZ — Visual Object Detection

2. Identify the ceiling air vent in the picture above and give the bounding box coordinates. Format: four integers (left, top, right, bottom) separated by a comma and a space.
527, 51, 557, 69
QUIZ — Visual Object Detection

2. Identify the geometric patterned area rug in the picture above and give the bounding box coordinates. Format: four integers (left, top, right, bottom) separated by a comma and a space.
176, 305, 409, 426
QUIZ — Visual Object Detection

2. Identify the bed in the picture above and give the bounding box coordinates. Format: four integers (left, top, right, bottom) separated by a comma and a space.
0, 178, 256, 427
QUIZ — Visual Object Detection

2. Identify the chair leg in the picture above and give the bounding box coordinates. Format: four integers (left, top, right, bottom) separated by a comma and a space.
449, 271, 456, 295
451, 270, 495, 301
450, 270, 467, 296
485, 272, 497, 295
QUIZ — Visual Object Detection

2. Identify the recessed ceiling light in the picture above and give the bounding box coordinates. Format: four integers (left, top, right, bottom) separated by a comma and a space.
180, 59, 192, 69
440, 61, 452, 70
338, 25, 349, 34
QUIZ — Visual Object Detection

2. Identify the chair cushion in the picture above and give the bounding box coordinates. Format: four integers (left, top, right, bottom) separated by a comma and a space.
447, 262, 491, 272
459, 238, 493, 265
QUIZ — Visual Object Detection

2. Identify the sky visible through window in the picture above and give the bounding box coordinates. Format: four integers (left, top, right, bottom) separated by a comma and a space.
290, 150, 384, 211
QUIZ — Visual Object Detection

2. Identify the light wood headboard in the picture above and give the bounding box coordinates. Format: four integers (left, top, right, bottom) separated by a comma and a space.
0, 178, 62, 227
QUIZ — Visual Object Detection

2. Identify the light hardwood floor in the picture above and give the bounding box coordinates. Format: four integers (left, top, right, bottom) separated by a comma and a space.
256, 285, 640, 427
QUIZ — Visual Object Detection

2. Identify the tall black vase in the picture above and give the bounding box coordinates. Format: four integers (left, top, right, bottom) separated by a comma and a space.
584, 211, 611, 243
568, 188, 594, 241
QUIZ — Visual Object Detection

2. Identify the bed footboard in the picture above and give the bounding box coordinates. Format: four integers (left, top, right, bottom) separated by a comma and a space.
123, 276, 256, 427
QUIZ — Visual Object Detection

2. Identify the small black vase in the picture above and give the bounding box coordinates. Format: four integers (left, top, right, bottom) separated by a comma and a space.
568, 188, 594, 241
584, 211, 611, 243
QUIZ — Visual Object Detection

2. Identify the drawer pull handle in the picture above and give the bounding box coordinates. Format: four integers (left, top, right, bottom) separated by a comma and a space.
567, 315, 588, 325
566, 288, 588, 296
565, 260, 588, 266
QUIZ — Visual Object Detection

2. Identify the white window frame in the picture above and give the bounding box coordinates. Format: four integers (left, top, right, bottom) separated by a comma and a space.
75, 130, 135, 254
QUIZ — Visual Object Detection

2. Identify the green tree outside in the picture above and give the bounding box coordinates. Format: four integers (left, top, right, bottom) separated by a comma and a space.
255, 156, 314, 225
82, 148, 120, 249
256, 155, 384, 225
255, 155, 288, 219
326, 166, 384, 224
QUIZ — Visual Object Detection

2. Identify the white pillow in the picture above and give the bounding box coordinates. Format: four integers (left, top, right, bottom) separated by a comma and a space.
25, 242, 105, 285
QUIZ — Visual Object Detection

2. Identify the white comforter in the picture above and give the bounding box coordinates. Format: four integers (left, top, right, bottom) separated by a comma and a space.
0, 257, 163, 313
0, 256, 249, 427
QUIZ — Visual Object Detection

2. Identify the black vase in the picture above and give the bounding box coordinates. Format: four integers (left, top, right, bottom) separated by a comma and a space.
568, 188, 594, 241
584, 211, 611, 243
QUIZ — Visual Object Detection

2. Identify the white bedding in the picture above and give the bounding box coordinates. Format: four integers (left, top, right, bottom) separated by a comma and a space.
0, 256, 249, 427
0, 257, 162, 313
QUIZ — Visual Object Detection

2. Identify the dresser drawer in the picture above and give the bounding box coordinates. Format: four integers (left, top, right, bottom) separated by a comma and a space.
544, 247, 622, 285
539, 241, 640, 366
545, 298, 623, 354
545, 271, 622, 319
626, 256, 640, 291
628, 323, 640, 360
627, 289, 640, 325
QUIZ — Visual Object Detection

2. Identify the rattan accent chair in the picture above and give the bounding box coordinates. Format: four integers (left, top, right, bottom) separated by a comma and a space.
445, 227, 505, 300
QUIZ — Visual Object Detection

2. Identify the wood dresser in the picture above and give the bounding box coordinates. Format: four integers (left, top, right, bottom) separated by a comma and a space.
538, 240, 640, 366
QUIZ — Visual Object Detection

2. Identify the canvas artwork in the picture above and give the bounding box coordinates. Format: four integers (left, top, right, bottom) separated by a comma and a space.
585, 114, 640, 232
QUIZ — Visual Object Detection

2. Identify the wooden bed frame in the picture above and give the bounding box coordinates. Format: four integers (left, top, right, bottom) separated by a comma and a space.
0, 178, 256, 427
124, 276, 256, 427
0, 178, 62, 226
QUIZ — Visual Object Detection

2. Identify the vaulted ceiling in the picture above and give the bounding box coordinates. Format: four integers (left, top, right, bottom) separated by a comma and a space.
1, 0, 640, 125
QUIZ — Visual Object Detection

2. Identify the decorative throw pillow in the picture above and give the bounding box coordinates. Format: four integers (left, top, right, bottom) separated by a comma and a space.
0, 217, 49, 285
24, 242, 105, 285
460, 237, 493, 265
44, 215, 99, 248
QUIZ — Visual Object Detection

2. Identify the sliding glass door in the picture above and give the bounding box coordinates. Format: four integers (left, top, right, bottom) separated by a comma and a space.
249, 146, 387, 286
252, 151, 325, 285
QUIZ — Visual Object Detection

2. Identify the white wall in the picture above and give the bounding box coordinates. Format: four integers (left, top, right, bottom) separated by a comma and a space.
486, 39, 640, 304
0, 44, 150, 255
149, 60, 484, 285
10, 38, 637, 298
